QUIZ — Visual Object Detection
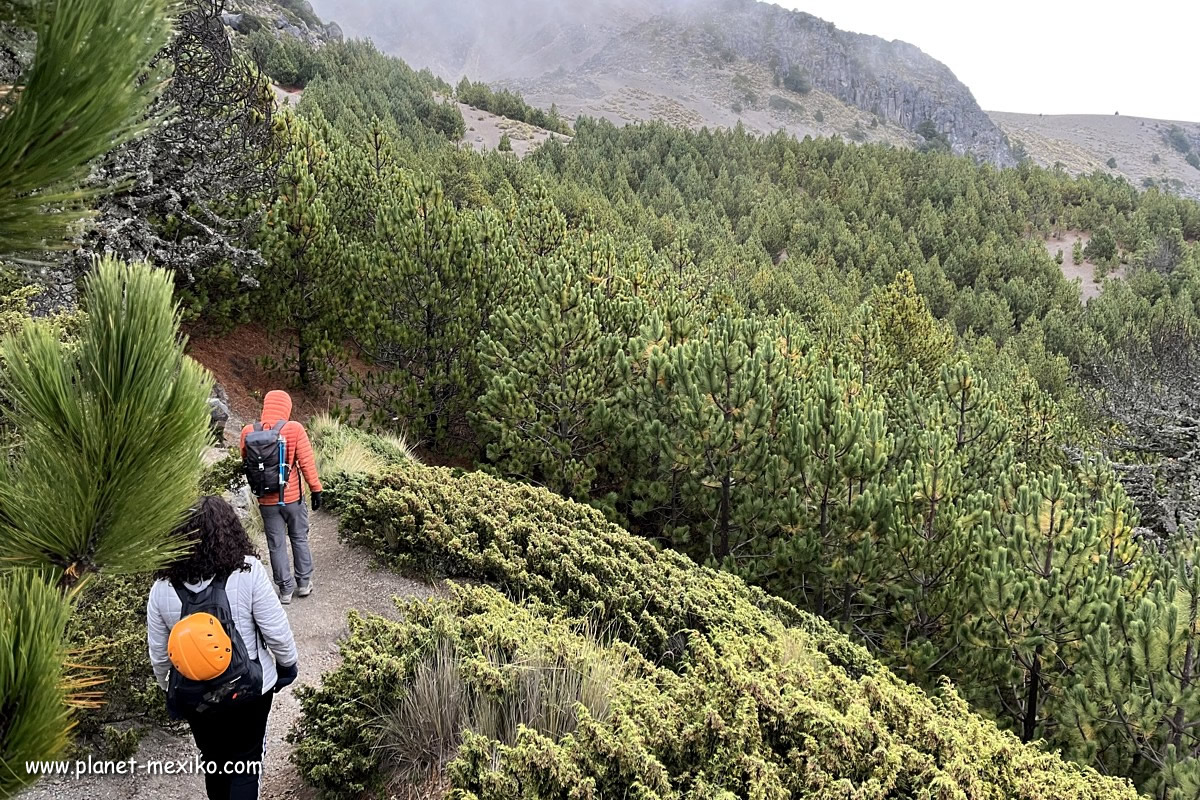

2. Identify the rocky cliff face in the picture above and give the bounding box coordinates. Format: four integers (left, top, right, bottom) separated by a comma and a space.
307, 0, 1016, 164
224, 0, 342, 47
709, 0, 1014, 165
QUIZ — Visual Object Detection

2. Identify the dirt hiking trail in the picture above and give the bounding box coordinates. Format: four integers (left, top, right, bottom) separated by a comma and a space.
21, 507, 437, 800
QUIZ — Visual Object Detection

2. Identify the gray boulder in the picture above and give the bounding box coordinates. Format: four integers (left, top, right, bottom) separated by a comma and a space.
208, 385, 231, 443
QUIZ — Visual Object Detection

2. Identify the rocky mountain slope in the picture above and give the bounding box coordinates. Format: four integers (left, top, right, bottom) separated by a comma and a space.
223, 0, 343, 45
309, 0, 1014, 163
993, 112, 1200, 200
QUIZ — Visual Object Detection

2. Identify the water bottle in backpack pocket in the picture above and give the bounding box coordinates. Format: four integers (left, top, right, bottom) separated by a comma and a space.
243, 419, 291, 501
166, 575, 263, 717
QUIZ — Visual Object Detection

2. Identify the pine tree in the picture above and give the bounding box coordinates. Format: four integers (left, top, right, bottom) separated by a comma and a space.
351, 168, 508, 445
877, 370, 1004, 667
0, 0, 172, 255
1082, 537, 1200, 798
475, 252, 630, 500
0, 259, 211, 792
965, 469, 1116, 743
862, 271, 956, 398
663, 316, 788, 561
0, 2, 208, 786
773, 362, 892, 622
258, 112, 350, 387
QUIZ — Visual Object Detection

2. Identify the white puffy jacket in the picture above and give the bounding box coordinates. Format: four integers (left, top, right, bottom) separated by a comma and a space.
146, 556, 298, 694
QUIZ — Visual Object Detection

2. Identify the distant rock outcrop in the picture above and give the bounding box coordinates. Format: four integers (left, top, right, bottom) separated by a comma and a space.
225, 0, 338, 47
712, 0, 1014, 165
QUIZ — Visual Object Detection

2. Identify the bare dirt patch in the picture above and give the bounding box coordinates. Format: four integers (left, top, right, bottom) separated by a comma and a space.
271, 83, 303, 109
1045, 231, 1126, 303
457, 101, 569, 158
186, 323, 361, 428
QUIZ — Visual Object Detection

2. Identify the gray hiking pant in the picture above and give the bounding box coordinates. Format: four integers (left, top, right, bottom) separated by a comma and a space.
259, 500, 312, 596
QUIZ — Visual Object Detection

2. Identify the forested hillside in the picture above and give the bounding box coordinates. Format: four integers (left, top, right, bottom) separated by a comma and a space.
310, 0, 1014, 162
228, 16, 1200, 795
5, 1, 1200, 798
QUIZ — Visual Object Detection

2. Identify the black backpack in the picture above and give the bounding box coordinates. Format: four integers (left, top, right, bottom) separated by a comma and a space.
244, 419, 293, 501
166, 575, 263, 717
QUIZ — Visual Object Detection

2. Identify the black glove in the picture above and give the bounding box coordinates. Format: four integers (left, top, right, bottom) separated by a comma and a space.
310, 491, 323, 511
275, 661, 299, 692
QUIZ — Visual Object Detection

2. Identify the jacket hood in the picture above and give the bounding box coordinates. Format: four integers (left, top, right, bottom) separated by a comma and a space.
261, 390, 293, 426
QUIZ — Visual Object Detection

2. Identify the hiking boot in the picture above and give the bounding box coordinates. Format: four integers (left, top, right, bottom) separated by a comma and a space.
296, 580, 313, 598
279, 592, 293, 605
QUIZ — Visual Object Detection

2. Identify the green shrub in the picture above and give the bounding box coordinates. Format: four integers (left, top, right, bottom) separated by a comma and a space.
1188, 152, 1200, 171
294, 585, 1139, 800
277, 0, 321, 28
1107, 157, 1117, 169
199, 447, 246, 496
455, 77, 572, 136
779, 65, 811, 94
1166, 124, 1192, 154
66, 575, 171, 756
1084, 226, 1118, 264
330, 463, 872, 674
813, 109, 824, 123
768, 94, 803, 114
244, 29, 320, 88
237, 12, 265, 33
917, 119, 951, 152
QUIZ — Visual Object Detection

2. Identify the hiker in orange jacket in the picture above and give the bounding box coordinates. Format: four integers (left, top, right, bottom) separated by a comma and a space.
239, 390, 323, 604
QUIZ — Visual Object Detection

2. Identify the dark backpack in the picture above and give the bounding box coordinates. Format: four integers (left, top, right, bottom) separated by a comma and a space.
243, 419, 293, 501
166, 574, 263, 717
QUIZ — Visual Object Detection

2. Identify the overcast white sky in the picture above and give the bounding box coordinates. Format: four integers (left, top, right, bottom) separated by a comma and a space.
775, 0, 1199, 121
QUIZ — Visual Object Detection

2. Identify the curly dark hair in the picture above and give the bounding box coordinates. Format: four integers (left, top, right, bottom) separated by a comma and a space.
156, 496, 259, 585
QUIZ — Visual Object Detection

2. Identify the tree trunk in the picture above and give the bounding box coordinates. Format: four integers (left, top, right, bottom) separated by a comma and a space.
298, 330, 310, 388
1022, 644, 1044, 742
716, 473, 732, 560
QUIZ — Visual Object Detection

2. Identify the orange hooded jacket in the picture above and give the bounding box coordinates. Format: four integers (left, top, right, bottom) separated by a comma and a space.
239, 390, 322, 505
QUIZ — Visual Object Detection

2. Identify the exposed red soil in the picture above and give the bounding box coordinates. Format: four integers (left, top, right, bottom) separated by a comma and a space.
186, 324, 481, 470
185, 323, 349, 429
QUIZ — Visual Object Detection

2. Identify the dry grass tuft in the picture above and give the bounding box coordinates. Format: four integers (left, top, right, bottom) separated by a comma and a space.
310, 413, 419, 479
377, 635, 626, 782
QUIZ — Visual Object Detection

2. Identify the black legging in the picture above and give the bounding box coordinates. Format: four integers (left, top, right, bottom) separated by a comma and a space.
186, 691, 274, 800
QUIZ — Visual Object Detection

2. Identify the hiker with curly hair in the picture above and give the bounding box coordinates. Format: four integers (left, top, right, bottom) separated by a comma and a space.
146, 495, 299, 800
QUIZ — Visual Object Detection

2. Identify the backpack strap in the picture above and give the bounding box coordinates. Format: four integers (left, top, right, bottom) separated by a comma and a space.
173, 580, 214, 615
272, 419, 303, 504
210, 572, 234, 616
172, 573, 233, 616
253, 421, 264, 433
172, 581, 190, 610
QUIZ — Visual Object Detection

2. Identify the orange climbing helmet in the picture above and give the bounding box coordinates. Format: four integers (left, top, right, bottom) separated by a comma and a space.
168, 612, 233, 681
